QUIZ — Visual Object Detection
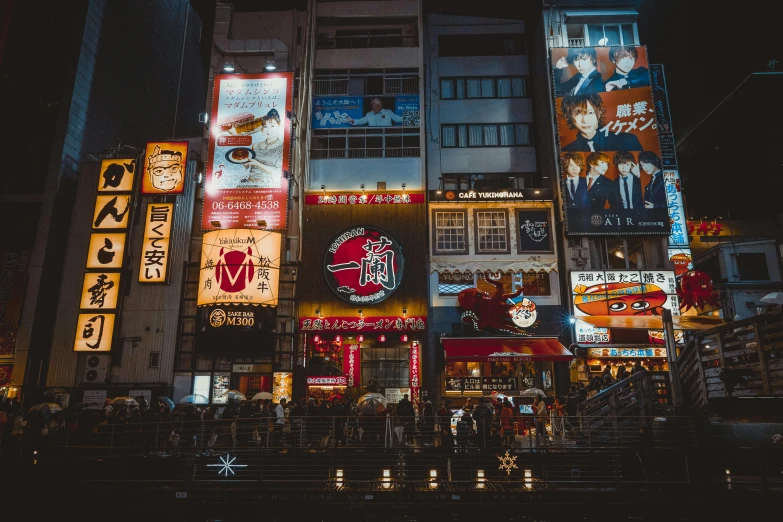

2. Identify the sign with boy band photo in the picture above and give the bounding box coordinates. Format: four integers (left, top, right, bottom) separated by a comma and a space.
551, 45, 669, 235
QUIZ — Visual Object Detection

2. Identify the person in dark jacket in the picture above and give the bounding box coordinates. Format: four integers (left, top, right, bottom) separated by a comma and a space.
419, 401, 435, 445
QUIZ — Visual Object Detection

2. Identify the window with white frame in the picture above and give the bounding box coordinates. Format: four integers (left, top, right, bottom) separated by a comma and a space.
475, 210, 509, 253
433, 210, 468, 254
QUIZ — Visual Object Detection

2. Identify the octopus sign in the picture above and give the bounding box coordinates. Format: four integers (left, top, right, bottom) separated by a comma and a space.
570, 270, 679, 317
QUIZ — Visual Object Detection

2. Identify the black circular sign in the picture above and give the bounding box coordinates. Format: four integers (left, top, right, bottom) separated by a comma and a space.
324, 226, 404, 305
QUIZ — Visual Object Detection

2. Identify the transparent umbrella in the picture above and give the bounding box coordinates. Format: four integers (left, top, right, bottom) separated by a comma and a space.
157, 396, 175, 410
227, 390, 246, 401
519, 387, 547, 399
251, 392, 273, 401
110, 396, 139, 407
179, 394, 209, 405
42, 388, 70, 398
356, 392, 388, 415
760, 292, 783, 305
28, 403, 64, 415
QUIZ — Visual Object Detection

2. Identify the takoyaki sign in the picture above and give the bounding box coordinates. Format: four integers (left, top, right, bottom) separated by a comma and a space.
570, 270, 679, 318
324, 227, 404, 305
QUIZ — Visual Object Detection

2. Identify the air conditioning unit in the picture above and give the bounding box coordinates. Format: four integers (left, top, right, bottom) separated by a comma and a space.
83, 354, 109, 384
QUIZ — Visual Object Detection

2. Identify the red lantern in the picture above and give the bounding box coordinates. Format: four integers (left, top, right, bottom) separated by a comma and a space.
378, 335, 386, 343
313, 335, 320, 343
335, 335, 342, 343
357, 335, 364, 342
400, 334, 408, 342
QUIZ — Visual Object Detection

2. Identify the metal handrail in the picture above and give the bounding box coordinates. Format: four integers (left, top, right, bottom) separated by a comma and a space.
310, 147, 420, 159
317, 35, 418, 49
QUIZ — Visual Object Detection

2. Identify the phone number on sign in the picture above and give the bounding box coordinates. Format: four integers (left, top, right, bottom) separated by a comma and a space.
211, 201, 280, 210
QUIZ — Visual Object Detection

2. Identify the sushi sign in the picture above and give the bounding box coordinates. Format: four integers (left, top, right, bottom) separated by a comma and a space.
570, 270, 679, 318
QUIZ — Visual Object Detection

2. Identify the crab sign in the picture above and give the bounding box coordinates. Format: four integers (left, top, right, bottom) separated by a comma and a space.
677, 270, 720, 312
457, 271, 530, 335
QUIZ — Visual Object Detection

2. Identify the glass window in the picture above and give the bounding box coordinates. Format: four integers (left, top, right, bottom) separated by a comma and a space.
521, 272, 551, 296
483, 125, 498, 146
458, 125, 468, 147
736, 253, 769, 280
466, 78, 481, 98
441, 79, 455, 99
469, 125, 483, 146
499, 125, 515, 146
434, 210, 467, 253
442, 126, 456, 147
621, 24, 635, 45
455, 78, 466, 99
438, 272, 474, 296
497, 78, 512, 97
481, 78, 495, 98
511, 77, 525, 97
514, 124, 530, 145
476, 211, 508, 252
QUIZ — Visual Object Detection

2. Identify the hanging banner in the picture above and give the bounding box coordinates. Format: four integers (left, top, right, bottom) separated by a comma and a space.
0, 249, 29, 357
551, 46, 669, 236
197, 229, 281, 306
409, 341, 420, 414
343, 343, 361, 388
138, 203, 174, 283
141, 141, 188, 195
323, 226, 404, 305
203, 73, 292, 231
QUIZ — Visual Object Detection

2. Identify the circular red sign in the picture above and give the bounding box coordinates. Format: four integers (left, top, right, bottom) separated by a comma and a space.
324, 226, 404, 305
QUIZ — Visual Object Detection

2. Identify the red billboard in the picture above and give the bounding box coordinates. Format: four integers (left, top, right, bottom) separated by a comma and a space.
203, 73, 293, 231
342, 343, 361, 388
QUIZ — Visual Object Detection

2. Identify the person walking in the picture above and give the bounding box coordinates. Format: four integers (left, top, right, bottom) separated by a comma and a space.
533, 397, 548, 447
500, 399, 514, 447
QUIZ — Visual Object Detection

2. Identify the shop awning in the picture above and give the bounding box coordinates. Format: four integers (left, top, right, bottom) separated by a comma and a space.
443, 337, 573, 362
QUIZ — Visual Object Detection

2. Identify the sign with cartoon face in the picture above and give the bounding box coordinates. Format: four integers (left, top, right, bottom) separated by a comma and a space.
86, 233, 126, 269
198, 229, 281, 306
509, 298, 539, 329
73, 313, 115, 352
92, 195, 131, 229
98, 159, 136, 192
570, 270, 679, 318
324, 226, 404, 305
141, 141, 188, 195
80, 272, 121, 310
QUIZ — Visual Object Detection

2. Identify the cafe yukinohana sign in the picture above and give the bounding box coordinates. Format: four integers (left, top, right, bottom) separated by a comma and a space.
324, 226, 404, 305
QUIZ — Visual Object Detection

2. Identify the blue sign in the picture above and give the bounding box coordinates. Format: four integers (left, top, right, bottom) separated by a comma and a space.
312, 95, 420, 129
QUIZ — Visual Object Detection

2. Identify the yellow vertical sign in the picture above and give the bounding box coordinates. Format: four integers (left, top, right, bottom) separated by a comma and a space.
138, 203, 174, 283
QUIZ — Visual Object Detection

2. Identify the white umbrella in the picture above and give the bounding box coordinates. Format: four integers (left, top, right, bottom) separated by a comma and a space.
760, 292, 783, 305
519, 387, 547, 399
227, 390, 247, 401
251, 392, 273, 400
179, 394, 209, 405
357, 392, 388, 415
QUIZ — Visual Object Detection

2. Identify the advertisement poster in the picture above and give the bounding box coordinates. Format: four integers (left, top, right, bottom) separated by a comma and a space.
203, 73, 292, 231
312, 95, 420, 128
552, 46, 669, 236
273, 372, 292, 403
570, 270, 679, 318
198, 229, 281, 307
0, 249, 29, 357
323, 226, 404, 305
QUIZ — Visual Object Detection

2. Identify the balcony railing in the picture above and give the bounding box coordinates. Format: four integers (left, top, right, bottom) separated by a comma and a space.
568, 37, 586, 47
311, 147, 420, 159
312, 77, 419, 96
317, 34, 419, 49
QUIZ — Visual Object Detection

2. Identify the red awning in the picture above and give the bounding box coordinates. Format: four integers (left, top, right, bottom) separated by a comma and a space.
443, 338, 573, 362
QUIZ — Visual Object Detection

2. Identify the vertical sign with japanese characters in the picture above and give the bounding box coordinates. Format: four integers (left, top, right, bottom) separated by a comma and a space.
551, 46, 669, 235
203, 73, 292, 231
138, 203, 174, 283
409, 341, 420, 415
342, 343, 361, 388
75, 159, 136, 352
0, 249, 29, 358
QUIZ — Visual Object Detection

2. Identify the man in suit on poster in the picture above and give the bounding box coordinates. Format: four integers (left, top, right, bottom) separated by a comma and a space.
562, 151, 588, 209
560, 94, 643, 152
611, 151, 643, 210
639, 151, 666, 208
554, 47, 606, 97
585, 152, 616, 210
605, 46, 650, 91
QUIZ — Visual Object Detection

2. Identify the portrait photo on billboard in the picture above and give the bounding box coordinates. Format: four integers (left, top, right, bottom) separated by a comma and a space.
324, 226, 404, 305
560, 149, 669, 234
203, 73, 292, 231
312, 95, 419, 129
141, 141, 188, 195
552, 45, 650, 98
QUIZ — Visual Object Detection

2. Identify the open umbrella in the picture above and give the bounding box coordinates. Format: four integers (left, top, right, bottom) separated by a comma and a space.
251, 392, 273, 401
28, 403, 64, 415
760, 292, 783, 305
179, 394, 209, 405
110, 396, 139, 407
227, 390, 246, 401
72, 402, 103, 411
519, 387, 547, 399
158, 396, 175, 410
42, 388, 70, 398
356, 392, 387, 415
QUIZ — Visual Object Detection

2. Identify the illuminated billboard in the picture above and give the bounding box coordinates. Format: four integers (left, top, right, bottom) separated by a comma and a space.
138, 203, 174, 283
311, 95, 419, 128
73, 313, 115, 352
570, 270, 679, 318
552, 46, 669, 235
141, 141, 188, 195
98, 159, 136, 192
198, 229, 281, 307
202, 73, 292, 231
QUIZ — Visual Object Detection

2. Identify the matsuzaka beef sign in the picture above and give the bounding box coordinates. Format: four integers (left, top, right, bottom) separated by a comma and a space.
324, 226, 404, 305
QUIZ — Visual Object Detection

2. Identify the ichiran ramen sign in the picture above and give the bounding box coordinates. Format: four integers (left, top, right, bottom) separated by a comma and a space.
324, 226, 404, 305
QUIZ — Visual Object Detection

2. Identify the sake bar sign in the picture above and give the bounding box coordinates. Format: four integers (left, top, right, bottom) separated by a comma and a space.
324, 226, 404, 305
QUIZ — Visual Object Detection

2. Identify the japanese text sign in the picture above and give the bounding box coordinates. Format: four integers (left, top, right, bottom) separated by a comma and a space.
203, 73, 292, 231
324, 226, 404, 305
86, 233, 126, 269
198, 229, 281, 306
73, 313, 115, 352
410, 341, 420, 414
571, 270, 679, 318
138, 203, 174, 283
343, 344, 361, 388
299, 316, 426, 332
98, 159, 136, 192
80, 272, 121, 310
